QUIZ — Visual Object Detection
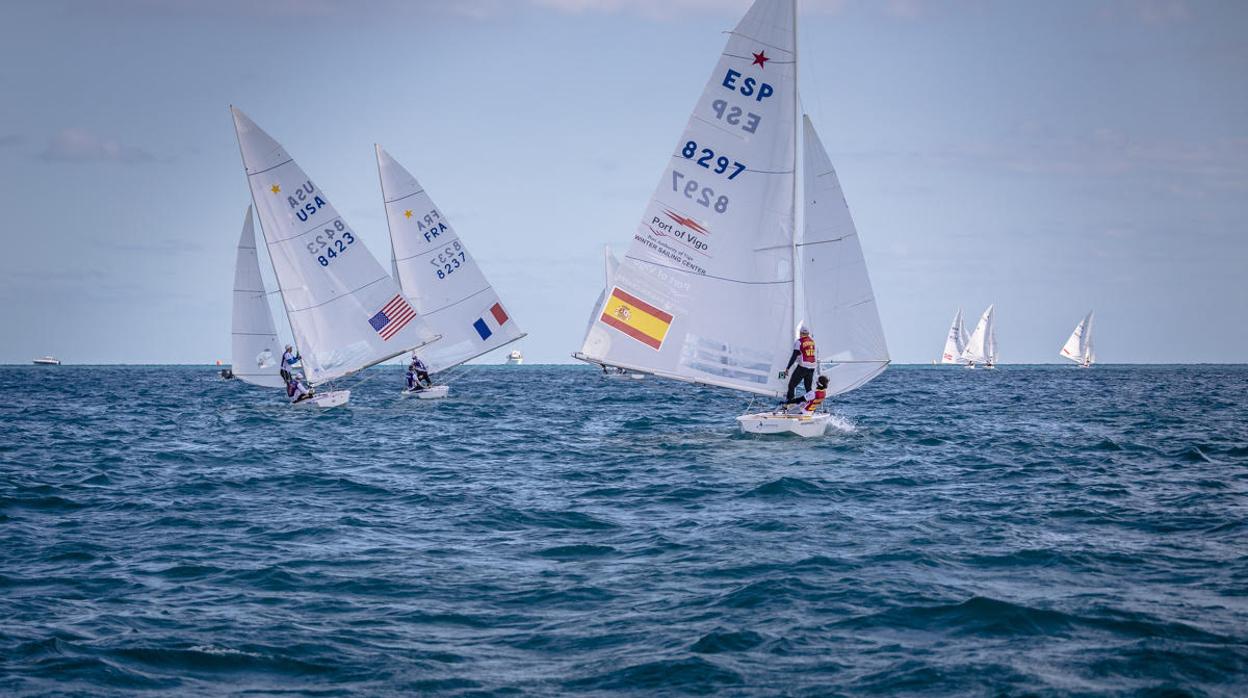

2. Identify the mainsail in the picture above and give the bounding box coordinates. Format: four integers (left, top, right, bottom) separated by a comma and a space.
577, 0, 800, 397
230, 205, 284, 388
941, 309, 968, 364
1060, 311, 1095, 365
231, 107, 436, 386
376, 145, 524, 374
798, 116, 890, 395
962, 304, 997, 365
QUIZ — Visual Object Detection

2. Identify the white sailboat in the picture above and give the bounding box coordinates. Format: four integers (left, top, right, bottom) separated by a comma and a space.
231, 107, 439, 408
375, 145, 525, 399
572, 0, 889, 437
961, 304, 998, 369
230, 205, 285, 389
1060, 310, 1095, 367
940, 308, 969, 364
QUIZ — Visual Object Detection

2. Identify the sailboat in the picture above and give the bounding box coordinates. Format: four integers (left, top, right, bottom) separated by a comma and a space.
961, 304, 998, 369
1060, 311, 1095, 367
231, 107, 439, 408
230, 205, 285, 389
940, 308, 969, 365
375, 145, 526, 399
572, 0, 889, 437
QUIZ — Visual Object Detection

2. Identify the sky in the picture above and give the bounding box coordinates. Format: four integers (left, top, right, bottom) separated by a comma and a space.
1, 0, 1245, 365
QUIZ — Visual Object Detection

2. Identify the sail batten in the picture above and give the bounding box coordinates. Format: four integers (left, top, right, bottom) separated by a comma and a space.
376, 145, 524, 374
231, 107, 436, 386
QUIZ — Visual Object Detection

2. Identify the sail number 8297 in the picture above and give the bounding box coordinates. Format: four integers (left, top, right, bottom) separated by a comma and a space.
671, 170, 729, 214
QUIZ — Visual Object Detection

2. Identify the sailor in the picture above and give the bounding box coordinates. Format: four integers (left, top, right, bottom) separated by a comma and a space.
287, 376, 314, 404
782, 375, 828, 414
781, 326, 817, 401
280, 344, 301, 383
407, 353, 432, 390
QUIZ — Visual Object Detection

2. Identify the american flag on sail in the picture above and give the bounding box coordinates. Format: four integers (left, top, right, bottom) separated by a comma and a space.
369, 295, 416, 341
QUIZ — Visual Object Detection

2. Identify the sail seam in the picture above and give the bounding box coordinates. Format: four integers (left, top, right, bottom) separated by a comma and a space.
393, 235, 466, 263
383, 189, 427, 205
417, 285, 495, 317
283, 276, 389, 313
625, 255, 792, 286
246, 158, 294, 177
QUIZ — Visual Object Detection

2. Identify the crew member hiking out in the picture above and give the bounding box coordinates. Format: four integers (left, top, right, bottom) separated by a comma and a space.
782, 327, 817, 401
782, 375, 828, 414
407, 353, 432, 391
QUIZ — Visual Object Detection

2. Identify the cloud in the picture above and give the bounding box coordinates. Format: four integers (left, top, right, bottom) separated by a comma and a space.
41, 127, 155, 163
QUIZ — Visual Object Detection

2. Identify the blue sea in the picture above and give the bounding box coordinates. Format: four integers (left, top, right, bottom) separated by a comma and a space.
2, 364, 1246, 696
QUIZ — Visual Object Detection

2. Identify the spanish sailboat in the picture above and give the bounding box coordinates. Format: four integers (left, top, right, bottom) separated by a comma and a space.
584, 246, 643, 381
961, 304, 998, 369
375, 145, 525, 399
231, 107, 439, 408
940, 308, 969, 365
1060, 311, 1095, 367
572, 0, 889, 437
230, 205, 285, 389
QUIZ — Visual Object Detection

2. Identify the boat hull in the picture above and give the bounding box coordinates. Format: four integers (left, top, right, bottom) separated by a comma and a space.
402, 385, 449, 400
294, 390, 350, 409
32, 359, 60, 366
736, 411, 831, 438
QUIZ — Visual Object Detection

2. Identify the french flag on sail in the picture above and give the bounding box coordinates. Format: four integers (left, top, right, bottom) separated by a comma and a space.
473, 303, 510, 341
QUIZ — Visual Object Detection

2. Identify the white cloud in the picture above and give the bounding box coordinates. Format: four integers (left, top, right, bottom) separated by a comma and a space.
41, 127, 155, 163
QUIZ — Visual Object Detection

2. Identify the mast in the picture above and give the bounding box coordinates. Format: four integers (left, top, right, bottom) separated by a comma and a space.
789, 0, 800, 337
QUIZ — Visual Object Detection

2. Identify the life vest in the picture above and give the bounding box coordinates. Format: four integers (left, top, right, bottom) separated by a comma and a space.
799, 335, 816, 367
803, 388, 827, 413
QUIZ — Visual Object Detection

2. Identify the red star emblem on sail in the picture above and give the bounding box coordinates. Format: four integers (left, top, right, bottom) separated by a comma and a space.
664, 209, 710, 235
752, 50, 769, 68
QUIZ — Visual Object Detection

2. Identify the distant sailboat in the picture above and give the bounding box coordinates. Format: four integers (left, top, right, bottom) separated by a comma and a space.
231, 107, 439, 408
940, 308, 969, 365
572, 0, 889, 436
375, 145, 525, 399
230, 205, 284, 389
1060, 311, 1095, 367
961, 304, 998, 369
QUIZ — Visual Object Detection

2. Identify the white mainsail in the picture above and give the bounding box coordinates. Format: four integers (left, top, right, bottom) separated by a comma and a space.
376, 145, 524, 374
962, 304, 997, 365
577, 0, 800, 397
230, 205, 284, 388
231, 107, 436, 386
799, 116, 889, 395
1060, 311, 1095, 365
941, 309, 968, 364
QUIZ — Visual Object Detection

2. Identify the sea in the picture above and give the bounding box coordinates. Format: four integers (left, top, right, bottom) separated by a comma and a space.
2, 364, 1246, 696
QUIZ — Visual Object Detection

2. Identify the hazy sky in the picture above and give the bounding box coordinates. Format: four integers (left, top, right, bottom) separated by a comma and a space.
2, 0, 1245, 365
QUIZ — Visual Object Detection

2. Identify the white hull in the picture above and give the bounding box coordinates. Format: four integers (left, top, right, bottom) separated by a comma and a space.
736, 411, 832, 438
294, 390, 350, 409
603, 372, 645, 381
32, 359, 61, 366
402, 385, 449, 400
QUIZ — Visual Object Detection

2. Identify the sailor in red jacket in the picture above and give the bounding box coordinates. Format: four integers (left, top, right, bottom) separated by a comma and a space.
782, 327, 818, 401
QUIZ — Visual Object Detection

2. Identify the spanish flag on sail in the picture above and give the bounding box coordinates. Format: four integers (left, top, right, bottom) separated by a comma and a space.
600, 287, 673, 350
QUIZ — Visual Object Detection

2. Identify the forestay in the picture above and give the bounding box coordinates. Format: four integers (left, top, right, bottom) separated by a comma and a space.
798, 116, 889, 395
942, 308, 968, 364
231, 108, 435, 385
376, 145, 523, 374
230, 206, 284, 388
578, 0, 798, 397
